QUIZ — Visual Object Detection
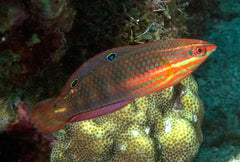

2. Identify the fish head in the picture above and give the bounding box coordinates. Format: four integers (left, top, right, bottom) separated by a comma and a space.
188, 40, 217, 58
169, 39, 217, 73
186, 40, 217, 71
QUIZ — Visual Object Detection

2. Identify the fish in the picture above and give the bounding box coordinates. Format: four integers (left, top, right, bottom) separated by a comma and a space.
31, 39, 217, 133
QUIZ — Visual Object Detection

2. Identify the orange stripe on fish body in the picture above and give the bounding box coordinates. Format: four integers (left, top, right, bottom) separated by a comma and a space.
31, 39, 217, 133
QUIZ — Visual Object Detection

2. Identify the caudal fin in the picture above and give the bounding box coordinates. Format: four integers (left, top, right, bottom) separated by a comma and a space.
31, 98, 65, 133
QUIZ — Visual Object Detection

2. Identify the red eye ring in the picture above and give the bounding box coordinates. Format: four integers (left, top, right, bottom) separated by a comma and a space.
193, 46, 206, 56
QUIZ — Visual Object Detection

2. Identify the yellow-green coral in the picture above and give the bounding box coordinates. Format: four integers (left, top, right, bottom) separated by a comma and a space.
51, 75, 203, 161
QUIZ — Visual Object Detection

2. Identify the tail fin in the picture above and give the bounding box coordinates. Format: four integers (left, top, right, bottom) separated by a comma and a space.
31, 98, 66, 133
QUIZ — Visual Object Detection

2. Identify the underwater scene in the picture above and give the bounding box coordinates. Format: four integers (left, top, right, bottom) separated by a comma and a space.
0, 0, 239, 161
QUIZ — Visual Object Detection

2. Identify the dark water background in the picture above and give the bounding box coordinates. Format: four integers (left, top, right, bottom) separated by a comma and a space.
194, 0, 240, 161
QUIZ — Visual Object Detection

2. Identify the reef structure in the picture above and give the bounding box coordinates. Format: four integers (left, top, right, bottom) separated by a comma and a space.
51, 75, 203, 162
0, 0, 76, 85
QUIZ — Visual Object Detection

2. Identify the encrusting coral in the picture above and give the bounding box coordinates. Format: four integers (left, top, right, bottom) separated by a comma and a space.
0, 98, 18, 132
51, 75, 203, 162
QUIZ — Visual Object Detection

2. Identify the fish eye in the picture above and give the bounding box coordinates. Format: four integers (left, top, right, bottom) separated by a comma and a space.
191, 46, 206, 56
106, 52, 117, 61
71, 79, 78, 88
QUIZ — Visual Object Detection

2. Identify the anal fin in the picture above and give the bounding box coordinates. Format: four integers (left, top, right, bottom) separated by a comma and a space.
68, 99, 134, 122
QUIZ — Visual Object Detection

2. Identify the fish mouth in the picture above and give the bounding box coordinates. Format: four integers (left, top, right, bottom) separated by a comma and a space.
206, 44, 217, 52
203, 43, 217, 56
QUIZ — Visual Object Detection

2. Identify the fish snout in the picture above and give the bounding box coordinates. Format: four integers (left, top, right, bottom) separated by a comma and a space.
206, 43, 217, 52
